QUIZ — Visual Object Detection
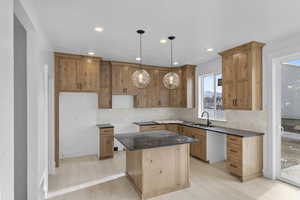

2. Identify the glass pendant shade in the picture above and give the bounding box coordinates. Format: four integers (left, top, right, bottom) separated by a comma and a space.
163, 71, 180, 89
132, 29, 151, 88
163, 35, 180, 89
132, 69, 151, 88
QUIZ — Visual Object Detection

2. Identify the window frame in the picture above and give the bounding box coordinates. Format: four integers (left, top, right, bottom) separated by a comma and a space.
198, 73, 226, 121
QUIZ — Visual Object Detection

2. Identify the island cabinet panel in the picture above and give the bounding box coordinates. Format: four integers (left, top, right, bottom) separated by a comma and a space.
98, 61, 112, 108
126, 144, 190, 200
219, 41, 265, 110
99, 128, 114, 159
227, 135, 263, 181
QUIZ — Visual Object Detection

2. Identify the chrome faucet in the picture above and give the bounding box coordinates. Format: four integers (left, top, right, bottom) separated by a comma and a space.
201, 111, 211, 127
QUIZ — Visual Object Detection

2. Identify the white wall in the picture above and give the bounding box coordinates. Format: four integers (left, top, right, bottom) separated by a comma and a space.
59, 93, 98, 158
14, 0, 53, 199
0, 0, 14, 199
281, 64, 300, 119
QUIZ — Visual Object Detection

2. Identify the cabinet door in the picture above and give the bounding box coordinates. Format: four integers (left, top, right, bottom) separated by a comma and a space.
58, 57, 81, 91
127, 65, 140, 95
111, 63, 128, 95
78, 57, 100, 91
99, 61, 112, 108
146, 69, 159, 107
222, 55, 236, 109
170, 68, 183, 107
234, 51, 251, 110
158, 70, 170, 107
166, 124, 178, 134
100, 134, 113, 159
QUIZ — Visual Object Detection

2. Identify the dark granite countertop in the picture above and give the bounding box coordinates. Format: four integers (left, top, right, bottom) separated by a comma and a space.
133, 121, 264, 137
133, 121, 159, 126
114, 130, 198, 151
96, 123, 114, 129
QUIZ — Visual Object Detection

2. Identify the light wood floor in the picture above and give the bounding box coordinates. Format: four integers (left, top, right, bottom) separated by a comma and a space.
48, 151, 125, 192
50, 152, 300, 200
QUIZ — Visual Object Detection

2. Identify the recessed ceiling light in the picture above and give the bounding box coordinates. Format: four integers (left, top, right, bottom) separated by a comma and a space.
207, 48, 214, 52
174, 61, 179, 65
94, 26, 104, 32
88, 52, 95, 56
136, 57, 141, 61
160, 39, 167, 44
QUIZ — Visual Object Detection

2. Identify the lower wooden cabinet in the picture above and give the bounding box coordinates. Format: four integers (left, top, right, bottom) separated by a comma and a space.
139, 125, 165, 132
227, 135, 263, 181
166, 124, 179, 134
99, 128, 114, 159
183, 127, 207, 161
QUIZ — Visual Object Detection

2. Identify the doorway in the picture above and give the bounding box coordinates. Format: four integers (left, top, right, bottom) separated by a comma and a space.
280, 60, 300, 186
14, 15, 28, 200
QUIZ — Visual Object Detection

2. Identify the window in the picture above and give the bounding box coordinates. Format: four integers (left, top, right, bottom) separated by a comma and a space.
198, 73, 225, 121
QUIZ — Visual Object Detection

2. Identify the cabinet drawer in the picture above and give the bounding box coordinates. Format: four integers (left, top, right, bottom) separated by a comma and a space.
100, 128, 113, 135
140, 125, 165, 132
227, 146, 242, 161
227, 135, 242, 146
228, 160, 242, 176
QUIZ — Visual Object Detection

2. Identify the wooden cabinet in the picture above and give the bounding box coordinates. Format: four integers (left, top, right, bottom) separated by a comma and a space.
78, 57, 100, 91
158, 70, 170, 107
98, 61, 112, 108
183, 127, 207, 161
55, 53, 100, 92
181, 65, 196, 108
227, 135, 263, 181
219, 41, 265, 110
99, 128, 114, 159
111, 62, 129, 95
166, 124, 179, 133
134, 68, 159, 108
169, 68, 183, 107
139, 125, 166, 132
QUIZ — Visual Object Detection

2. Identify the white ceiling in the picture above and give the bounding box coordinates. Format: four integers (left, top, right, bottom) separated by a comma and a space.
37, 0, 300, 66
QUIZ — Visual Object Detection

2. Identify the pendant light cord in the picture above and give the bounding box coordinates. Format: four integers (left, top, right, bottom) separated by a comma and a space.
139, 33, 142, 68
170, 39, 173, 72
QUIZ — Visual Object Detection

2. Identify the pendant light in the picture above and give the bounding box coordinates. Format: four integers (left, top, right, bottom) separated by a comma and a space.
163, 36, 180, 89
132, 29, 151, 88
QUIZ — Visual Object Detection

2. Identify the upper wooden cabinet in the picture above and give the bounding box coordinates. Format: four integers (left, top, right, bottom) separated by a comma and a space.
181, 65, 196, 108
219, 41, 265, 110
55, 53, 101, 92
169, 68, 183, 107
158, 69, 170, 107
98, 61, 112, 109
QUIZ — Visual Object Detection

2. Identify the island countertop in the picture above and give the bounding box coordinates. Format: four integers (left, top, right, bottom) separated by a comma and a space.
114, 130, 198, 151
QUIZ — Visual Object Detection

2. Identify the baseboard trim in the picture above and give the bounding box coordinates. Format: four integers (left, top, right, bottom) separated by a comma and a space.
46, 172, 126, 199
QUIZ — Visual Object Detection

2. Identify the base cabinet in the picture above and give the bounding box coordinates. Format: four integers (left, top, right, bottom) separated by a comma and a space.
126, 144, 190, 200
139, 125, 166, 132
99, 128, 114, 159
227, 135, 263, 181
183, 127, 207, 161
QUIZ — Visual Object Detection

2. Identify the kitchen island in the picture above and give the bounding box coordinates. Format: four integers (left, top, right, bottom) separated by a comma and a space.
115, 130, 197, 200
